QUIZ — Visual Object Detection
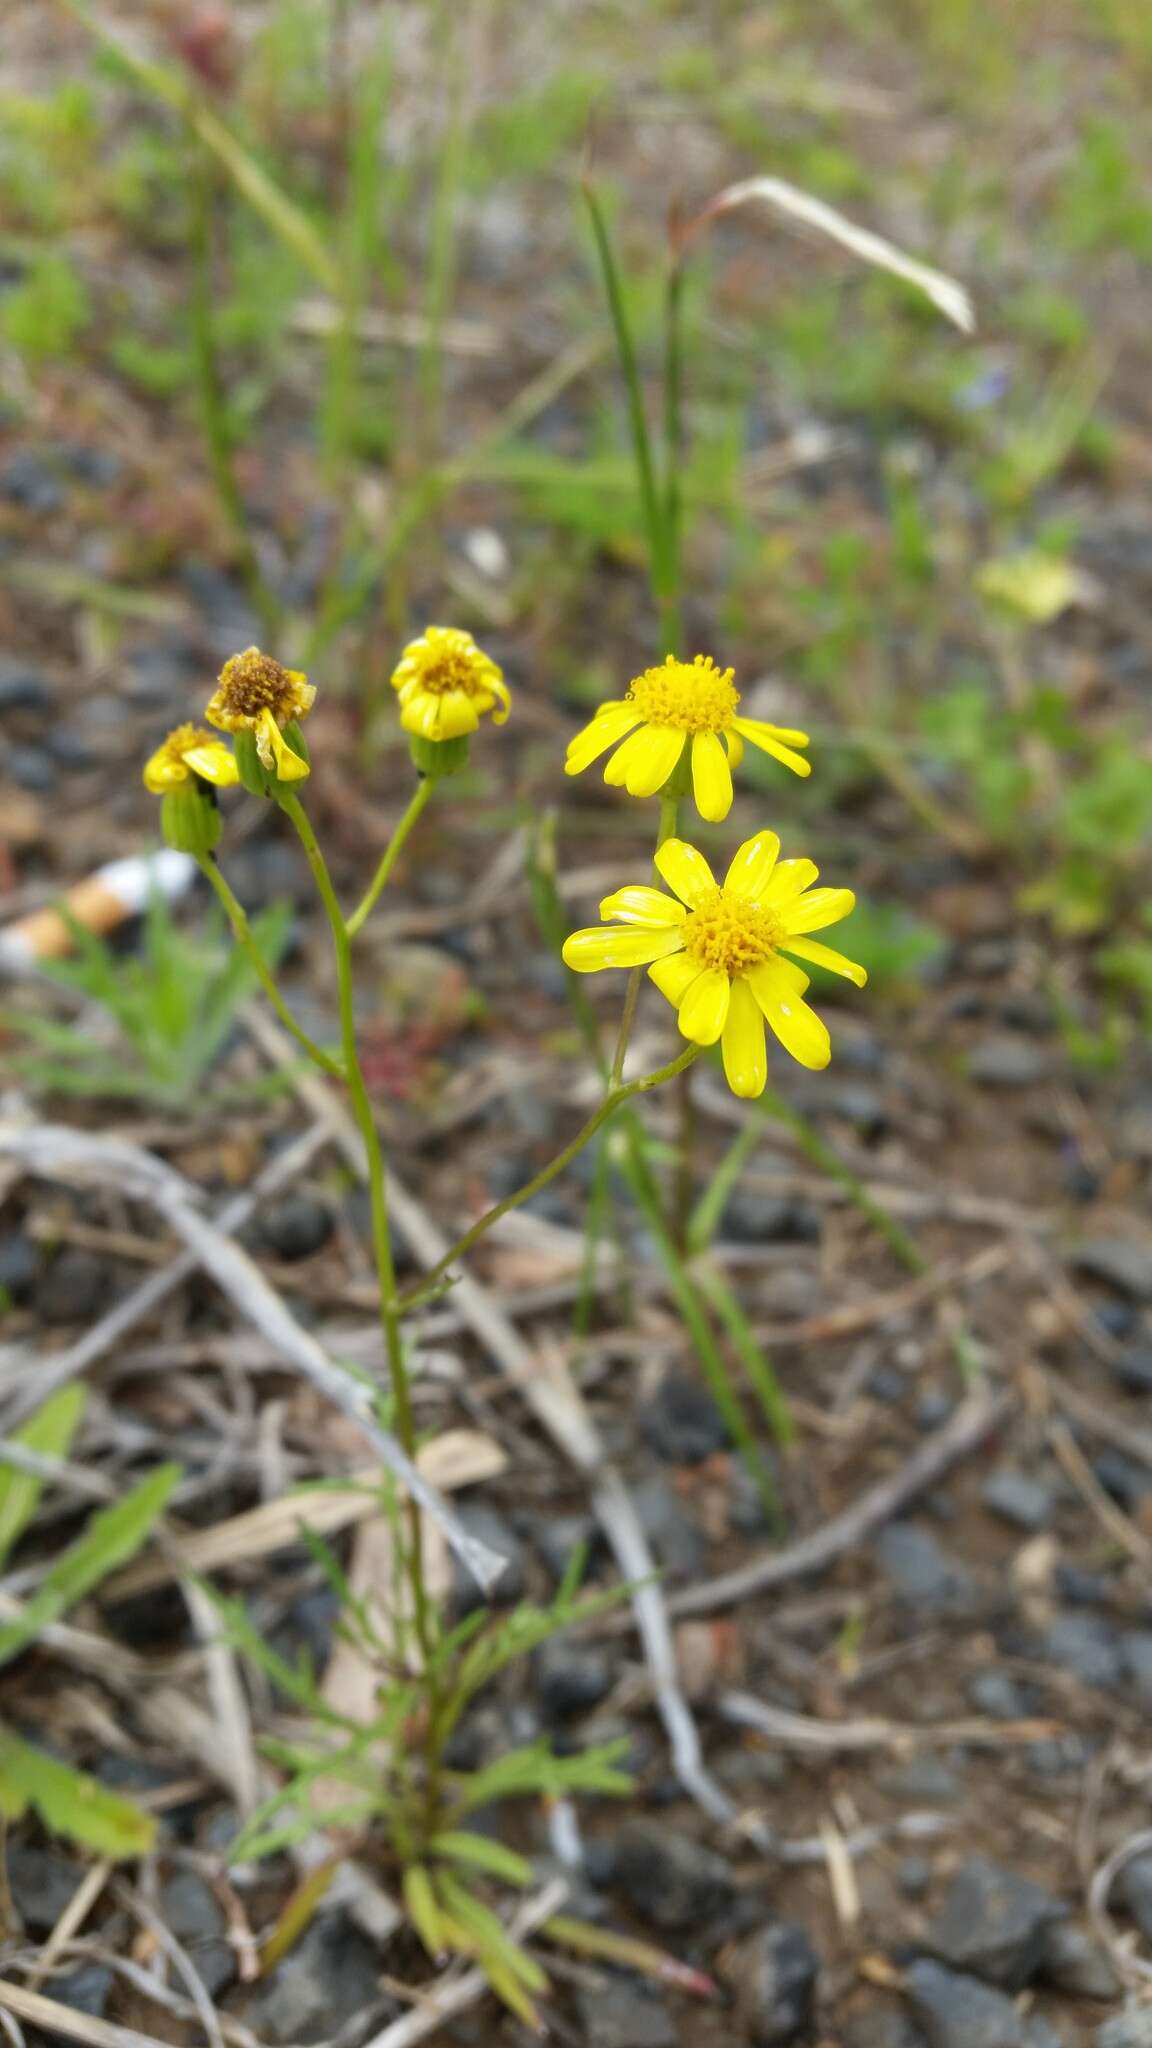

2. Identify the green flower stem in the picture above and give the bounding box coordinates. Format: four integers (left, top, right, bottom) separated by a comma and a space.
396, 1042, 700, 1312
279, 794, 435, 1668
195, 854, 344, 1079
346, 778, 434, 939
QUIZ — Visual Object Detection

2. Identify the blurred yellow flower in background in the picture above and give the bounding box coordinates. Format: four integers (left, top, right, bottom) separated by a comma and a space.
142, 724, 239, 793
391, 626, 510, 741
563, 831, 864, 1097
565, 654, 810, 822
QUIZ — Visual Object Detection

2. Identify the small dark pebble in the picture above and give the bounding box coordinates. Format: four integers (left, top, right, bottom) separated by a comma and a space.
1092, 1447, 1152, 1513
980, 1466, 1054, 1532
915, 1390, 954, 1431
59, 441, 123, 487
1110, 1346, 1152, 1395
967, 1035, 1049, 1087
880, 1756, 964, 1805
241, 1911, 389, 2044
1056, 1563, 1112, 1607
1120, 1630, 1152, 1705
967, 1670, 1031, 1721
831, 1083, 888, 1140
451, 1506, 525, 1611
535, 1640, 613, 1721
842, 2005, 927, 2048
48, 1967, 114, 2018
1036, 1916, 1120, 2001
257, 1193, 335, 1262
903, 1959, 1025, 2048
0, 1229, 40, 1304
867, 1365, 907, 1405
640, 1368, 730, 1464
0, 452, 64, 514
1117, 1852, 1152, 1942
1042, 1612, 1122, 1689
34, 1248, 110, 1325
898, 1857, 933, 1900
924, 1854, 1063, 1990
730, 1921, 821, 2046
575, 1982, 676, 2048
532, 1510, 601, 1584
9, 744, 56, 792
7, 1846, 81, 1932
160, 1870, 233, 1997
1097, 2016, 1152, 2048
608, 1819, 736, 1932
1071, 1237, 1152, 1301
874, 1523, 976, 1614
0, 667, 51, 713
632, 1472, 706, 1580
723, 1190, 821, 1244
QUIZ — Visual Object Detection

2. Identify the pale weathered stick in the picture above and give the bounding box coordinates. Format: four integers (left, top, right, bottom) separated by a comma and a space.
666, 1390, 1011, 1618
0, 1120, 330, 1426
0, 1123, 506, 1594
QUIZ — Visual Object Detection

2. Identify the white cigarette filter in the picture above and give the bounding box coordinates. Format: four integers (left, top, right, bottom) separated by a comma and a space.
0, 850, 196, 970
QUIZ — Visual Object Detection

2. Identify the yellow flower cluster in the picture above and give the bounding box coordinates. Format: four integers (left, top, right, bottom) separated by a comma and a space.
563, 651, 864, 1097
141, 623, 861, 1099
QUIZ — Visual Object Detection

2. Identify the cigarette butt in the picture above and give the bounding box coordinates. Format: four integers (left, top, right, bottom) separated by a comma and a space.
0, 850, 196, 970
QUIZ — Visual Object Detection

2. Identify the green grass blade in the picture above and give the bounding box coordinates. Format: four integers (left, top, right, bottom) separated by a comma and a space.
0, 1463, 179, 1668
0, 1729, 155, 1857
0, 1386, 88, 1570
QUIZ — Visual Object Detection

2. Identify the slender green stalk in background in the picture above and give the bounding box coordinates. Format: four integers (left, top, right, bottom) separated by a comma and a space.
346, 779, 435, 938
278, 793, 437, 1675
397, 1042, 700, 1309
187, 137, 281, 642
582, 183, 677, 649
196, 855, 344, 1078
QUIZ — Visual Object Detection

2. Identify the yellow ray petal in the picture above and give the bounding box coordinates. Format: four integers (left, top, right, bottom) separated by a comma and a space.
690, 730, 733, 822
182, 742, 239, 787
722, 978, 768, 1098
604, 724, 686, 798
731, 717, 812, 778
678, 966, 732, 1046
649, 953, 704, 1006
488, 675, 512, 724
781, 936, 867, 986
142, 748, 187, 794
782, 886, 855, 935
653, 838, 717, 908
724, 831, 780, 902
747, 960, 830, 1069
562, 925, 686, 973
260, 709, 311, 782
761, 858, 819, 907
565, 703, 639, 774
723, 727, 744, 769
598, 886, 685, 928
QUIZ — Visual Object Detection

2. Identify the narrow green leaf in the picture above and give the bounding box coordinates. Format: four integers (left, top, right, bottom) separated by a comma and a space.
436, 1874, 548, 1993
431, 1831, 532, 1887
0, 1729, 154, 1857
404, 1866, 446, 1958
0, 1463, 179, 1669
0, 1386, 87, 1570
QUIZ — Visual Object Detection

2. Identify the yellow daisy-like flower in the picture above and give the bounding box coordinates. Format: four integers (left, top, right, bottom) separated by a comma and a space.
562, 832, 865, 1098
391, 626, 510, 742
205, 647, 316, 783
565, 654, 810, 823
142, 723, 239, 794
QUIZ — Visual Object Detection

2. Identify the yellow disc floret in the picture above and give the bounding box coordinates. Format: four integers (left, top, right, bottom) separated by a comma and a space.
391, 626, 510, 743
681, 890, 783, 976
205, 647, 315, 783
627, 655, 740, 735
565, 650, 811, 823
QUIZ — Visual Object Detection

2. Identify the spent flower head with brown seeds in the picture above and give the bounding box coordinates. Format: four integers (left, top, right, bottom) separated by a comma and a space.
205, 647, 315, 786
